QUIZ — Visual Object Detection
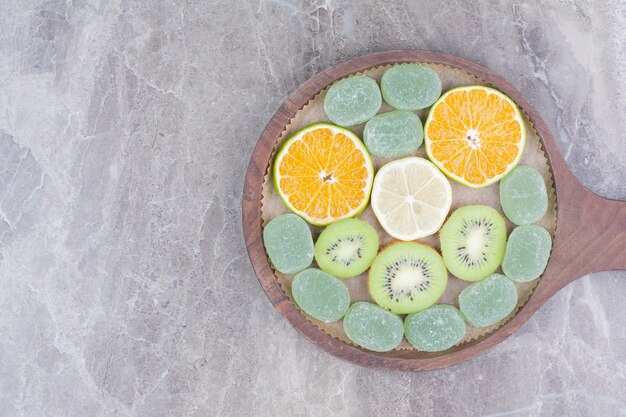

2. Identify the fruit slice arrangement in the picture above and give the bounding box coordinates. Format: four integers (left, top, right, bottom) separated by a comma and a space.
263, 64, 553, 353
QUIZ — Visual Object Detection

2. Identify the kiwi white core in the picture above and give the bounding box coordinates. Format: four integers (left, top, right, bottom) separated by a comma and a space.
384, 259, 432, 301
457, 218, 495, 267
467, 228, 487, 259
392, 266, 427, 291
326, 237, 363, 266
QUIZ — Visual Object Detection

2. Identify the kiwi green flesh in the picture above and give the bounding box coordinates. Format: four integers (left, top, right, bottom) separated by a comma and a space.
369, 242, 447, 314
440, 205, 507, 282
314, 219, 380, 278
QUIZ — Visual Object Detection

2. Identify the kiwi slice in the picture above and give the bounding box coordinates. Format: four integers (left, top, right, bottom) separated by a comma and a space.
439, 205, 507, 282
368, 242, 447, 314
314, 218, 380, 278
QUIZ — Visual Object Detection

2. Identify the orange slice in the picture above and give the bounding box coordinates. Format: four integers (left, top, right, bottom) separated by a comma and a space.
424, 86, 526, 188
273, 123, 374, 225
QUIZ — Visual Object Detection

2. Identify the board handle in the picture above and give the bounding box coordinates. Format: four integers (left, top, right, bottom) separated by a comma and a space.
545, 173, 626, 291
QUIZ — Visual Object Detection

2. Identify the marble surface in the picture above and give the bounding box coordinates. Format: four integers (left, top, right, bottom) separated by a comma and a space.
1, 1, 625, 416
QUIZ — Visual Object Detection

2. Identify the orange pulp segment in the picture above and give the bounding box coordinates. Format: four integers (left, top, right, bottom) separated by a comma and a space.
424, 86, 526, 188
273, 123, 374, 225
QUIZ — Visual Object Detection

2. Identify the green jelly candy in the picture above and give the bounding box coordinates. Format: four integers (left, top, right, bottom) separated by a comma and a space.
502, 225, 552, 282
381, 64, 442, 110
363, 110, 423, 158
404, 305, 466, 352
292, 269, 350, 323
263, 214, 314, 274
343, 302, 404, 352
500, 166, 549, 225
459, 274, 518, 328
323, 75, 382, 126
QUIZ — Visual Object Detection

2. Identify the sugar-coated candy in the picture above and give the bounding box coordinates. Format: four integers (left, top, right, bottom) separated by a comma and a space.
363, 110, 423, 158
263, 214, 313, 274
502, 225, 552, 282
500, 165, 548, 225
324, 75, 382, 127
459, 274, 518, 328
381, 64, 441, 110
343, 302, 404, 352
404, 304, 466, 352
292, 268, 350, 323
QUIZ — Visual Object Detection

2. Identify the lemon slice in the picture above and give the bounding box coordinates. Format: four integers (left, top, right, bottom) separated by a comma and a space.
371, 157, 452, 241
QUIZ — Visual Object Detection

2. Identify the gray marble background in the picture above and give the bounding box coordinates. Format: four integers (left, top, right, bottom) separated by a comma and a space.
1, 0, 625, 416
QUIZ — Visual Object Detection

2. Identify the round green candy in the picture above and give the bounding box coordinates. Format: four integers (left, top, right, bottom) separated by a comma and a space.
363, 110, 423, 158
292, 269, 350, 323
502, 225, 552, 282
404, 304, 466, 352
343, 302, 404, 352
500, 166, 548, 225
323, 75, 382, 126
263, 214, 313, 274
381, 64, 442, 110
459, 274, 518, 328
